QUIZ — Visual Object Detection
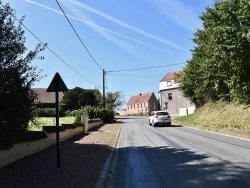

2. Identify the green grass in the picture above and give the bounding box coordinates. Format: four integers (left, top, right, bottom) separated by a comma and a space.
29, 116, 75, 131
173, 102, 250, 139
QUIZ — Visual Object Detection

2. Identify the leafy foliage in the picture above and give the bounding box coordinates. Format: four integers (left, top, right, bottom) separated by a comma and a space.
0, 2, 46, 140
74, 106, 114, 123
105, 91, 125, 112
61, 87, 101, 110
176, 0, 250, 106
32, 108, 65, 117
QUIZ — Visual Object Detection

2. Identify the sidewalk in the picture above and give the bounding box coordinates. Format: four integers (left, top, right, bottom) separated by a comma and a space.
0, 121, 121, 188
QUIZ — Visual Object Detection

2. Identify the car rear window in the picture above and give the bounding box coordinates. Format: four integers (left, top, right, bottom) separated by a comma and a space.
156, 112, 169, 116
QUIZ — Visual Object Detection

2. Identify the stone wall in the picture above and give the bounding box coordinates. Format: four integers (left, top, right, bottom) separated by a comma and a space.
0, 120, 103, 169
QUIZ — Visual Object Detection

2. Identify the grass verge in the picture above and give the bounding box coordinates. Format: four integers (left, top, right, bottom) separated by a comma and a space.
29, 117, 75, 131
173, 101, 250, 139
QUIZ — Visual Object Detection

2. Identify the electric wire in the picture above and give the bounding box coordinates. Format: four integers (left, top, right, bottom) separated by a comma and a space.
56, 0, 103, 70
107, 63, 186, 73
108, 74, 164, 77
0, 2, 98, 87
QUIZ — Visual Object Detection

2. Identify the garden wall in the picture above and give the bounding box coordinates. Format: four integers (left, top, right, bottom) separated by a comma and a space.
0, 120, 103, 169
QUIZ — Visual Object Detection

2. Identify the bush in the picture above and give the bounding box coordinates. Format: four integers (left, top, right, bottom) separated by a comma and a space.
98, 109, 115, 123
33, 102, 56, 108
33, 108, 65, 117
73, 106, 115, 124
74, 109, 85, 123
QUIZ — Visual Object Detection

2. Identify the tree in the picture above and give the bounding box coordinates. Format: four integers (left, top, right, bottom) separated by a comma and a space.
0, 2, 46, 140
61, 87, 100, 110
176, 0, 250, 106
105, 91, 125, 112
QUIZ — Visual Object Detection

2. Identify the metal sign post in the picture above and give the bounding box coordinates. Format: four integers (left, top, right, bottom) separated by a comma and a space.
47, 72, 68, 167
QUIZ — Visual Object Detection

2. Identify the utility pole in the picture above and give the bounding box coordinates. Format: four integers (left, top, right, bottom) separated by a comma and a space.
103, 69, 105, 109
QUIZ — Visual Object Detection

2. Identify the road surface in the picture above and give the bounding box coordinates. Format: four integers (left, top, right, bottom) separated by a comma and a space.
106, 117, 250, 187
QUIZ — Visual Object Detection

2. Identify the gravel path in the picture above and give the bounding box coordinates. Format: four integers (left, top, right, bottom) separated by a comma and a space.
0, 122, 121, 188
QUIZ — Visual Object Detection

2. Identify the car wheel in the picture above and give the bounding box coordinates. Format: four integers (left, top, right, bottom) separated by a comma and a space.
153, 121, 156, 127
149, 120, 151, 126
168, 122, 171, 127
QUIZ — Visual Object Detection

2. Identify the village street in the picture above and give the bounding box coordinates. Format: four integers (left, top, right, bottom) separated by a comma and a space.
106, 117, 250, 188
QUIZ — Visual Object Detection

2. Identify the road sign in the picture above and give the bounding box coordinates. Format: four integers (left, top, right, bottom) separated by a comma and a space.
47, 72, 68, 167
47, 72, 68, 92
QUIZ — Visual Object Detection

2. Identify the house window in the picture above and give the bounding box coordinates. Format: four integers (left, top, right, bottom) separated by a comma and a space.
144, 103, 146, 107
168, 93, 172, 100
141, 103, 142, 108
167, 81, 172, 87
137, 104, 139, 108
131, 105, 132, 109
128, 107, 129, 110
134, 105, 135, 109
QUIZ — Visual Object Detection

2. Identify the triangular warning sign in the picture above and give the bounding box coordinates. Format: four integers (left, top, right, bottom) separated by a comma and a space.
47, 72, 68, 92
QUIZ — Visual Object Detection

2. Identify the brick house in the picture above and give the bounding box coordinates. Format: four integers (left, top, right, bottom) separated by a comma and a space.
159, 72, 195, 116
126, 92, 158, 115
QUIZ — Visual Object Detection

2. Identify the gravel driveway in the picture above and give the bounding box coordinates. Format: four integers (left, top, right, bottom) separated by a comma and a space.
0, 122, 121, 188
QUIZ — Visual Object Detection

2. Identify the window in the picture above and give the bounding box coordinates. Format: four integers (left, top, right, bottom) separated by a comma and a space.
167, 81, 172, 86
137, 104, 139, 108
144, 103, 146, 107
141, 103, 142, 108
131, 105, 132, 109
168, 93, 172, 100
128, 107, 129, 110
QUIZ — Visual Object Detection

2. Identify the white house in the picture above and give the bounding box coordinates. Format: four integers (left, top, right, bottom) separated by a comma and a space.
159, 72, 195, 116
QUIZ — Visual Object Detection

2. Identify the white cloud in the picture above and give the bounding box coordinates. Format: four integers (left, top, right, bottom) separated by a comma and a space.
149, 0, 201, 32
62, 0, 188, 52
25, 0, 175, 54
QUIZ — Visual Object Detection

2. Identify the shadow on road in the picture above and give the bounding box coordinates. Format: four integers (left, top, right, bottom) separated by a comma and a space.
110, 146, 250, 187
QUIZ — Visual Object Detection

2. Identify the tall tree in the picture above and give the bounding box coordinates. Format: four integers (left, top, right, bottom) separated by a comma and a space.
0, 2, 46, 140
176, 0, 250, 106
105, 91, 125, 112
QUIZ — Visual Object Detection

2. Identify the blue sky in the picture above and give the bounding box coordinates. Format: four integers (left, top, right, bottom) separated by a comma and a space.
3, 0, 215, 106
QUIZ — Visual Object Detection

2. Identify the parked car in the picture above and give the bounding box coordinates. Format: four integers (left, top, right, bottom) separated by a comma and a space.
149, 111, 171, 127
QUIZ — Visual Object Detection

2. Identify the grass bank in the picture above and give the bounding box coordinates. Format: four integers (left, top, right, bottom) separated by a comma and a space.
29, 117, 75, 131
173, 102, 250, 139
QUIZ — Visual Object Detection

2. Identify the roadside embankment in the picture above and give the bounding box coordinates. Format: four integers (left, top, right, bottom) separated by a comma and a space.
173, 102, 250, 140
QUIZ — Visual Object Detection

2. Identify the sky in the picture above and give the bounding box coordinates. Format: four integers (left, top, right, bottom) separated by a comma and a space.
2, 0, 215, 107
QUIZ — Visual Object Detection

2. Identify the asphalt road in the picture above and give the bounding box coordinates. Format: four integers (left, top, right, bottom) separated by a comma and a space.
106, 116, 250, 188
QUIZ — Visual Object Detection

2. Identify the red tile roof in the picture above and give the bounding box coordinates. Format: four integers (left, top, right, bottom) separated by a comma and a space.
160, 72, 177, 82
32, 88, 64, 103
127, 92, 155, 105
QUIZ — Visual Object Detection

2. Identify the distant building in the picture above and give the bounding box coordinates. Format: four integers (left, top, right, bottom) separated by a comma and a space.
32, 88, 100, 103
117, 108, 127, 116
159, 72, 195, 116
126, 92, 158, 115
32, 88, 64, 103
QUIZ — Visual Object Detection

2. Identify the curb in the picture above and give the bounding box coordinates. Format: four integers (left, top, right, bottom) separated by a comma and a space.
95, 122, 122, 188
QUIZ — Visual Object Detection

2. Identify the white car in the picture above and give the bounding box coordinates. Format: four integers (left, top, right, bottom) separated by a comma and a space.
149, 111, 171, 127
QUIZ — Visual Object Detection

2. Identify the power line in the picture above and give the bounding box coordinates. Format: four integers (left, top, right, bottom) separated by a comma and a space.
108, 74, 165, 77
56, 0, 103, 70
107, 63, 186, 73
0, 2, 98, 87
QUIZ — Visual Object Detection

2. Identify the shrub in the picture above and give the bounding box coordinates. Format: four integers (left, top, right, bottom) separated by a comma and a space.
33, 108, 65, 117
73, 106, 115, 124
